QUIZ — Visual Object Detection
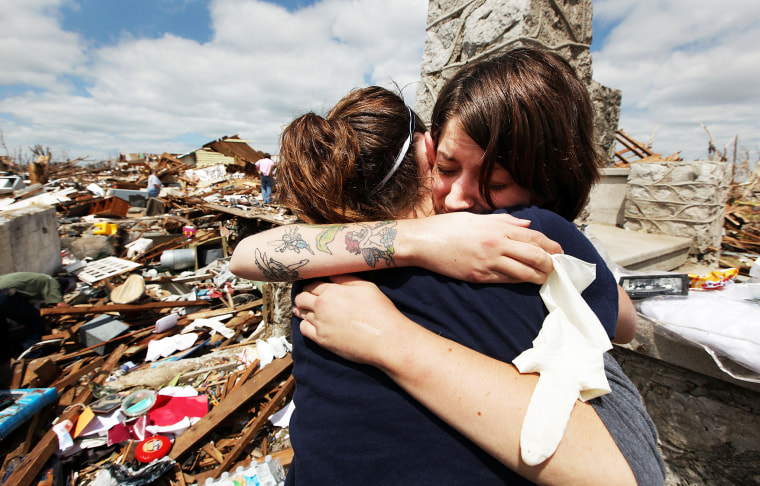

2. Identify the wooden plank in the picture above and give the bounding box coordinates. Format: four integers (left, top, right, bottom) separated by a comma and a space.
48, 327, 154, 364
218, 375, 294, 471
169, 354, 293, 461
10, 360, 26, 389
231, 360, 260, 393
41, 300, 210, 316
173, 463, 188, 486
195, 375, 295, 485
268, 447, 295, 467
202, 443, 225, 465
57, 387, 77, 408
5, 416, 75, 486
50, 357, 104, 392
22, 412, 42, 455
186, 300, 262, 320
21, 359, 60, 388
202, 203, 296, 225
616, 130, 654, 158
92, 344, 129, 385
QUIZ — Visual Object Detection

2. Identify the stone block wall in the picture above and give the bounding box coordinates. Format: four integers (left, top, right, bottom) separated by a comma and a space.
624, 161, 732, 256
612, 346, 760, 485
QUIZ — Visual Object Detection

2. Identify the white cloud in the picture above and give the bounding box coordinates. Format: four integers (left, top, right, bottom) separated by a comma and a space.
593, 0, 760, 160
0, 0, 87, 92
0, 0, 427, 160
4, 0, 758, 164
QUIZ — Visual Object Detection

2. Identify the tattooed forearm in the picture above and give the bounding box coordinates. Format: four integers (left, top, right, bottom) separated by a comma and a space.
313, 224, 345, 254
271, 227, 315, 255
254, 248, 309, 281
248, 221, 397, 280
344, 221, 397, 268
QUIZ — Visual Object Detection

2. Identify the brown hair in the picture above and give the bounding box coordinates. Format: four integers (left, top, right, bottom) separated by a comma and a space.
277, 86, 427, 224
430, 47, 602, 221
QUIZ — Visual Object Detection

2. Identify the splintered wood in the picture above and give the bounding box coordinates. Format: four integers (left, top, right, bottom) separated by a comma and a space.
724, 204, 760, 251
0, 297, 294, 486
614, 129, 683, 166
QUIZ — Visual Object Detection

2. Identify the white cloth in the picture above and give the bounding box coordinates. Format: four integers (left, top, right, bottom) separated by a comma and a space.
512, 254, 612, 465
640, 285, 760, 377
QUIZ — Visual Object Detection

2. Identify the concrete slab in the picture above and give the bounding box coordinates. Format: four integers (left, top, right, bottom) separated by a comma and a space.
0, 205, 61, 275
586, 223, 692, 272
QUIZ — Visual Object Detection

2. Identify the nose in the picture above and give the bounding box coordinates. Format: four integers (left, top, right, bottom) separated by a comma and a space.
445, 176, 480, 213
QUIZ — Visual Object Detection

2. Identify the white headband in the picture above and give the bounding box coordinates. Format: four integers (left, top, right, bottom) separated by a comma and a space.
370, 106, 415, 195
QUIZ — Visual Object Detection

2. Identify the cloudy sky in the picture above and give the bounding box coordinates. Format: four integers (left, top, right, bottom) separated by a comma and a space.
1, 0, 758, 164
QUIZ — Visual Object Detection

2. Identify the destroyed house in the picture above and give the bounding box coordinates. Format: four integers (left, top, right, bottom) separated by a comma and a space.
179, 135, 267, 173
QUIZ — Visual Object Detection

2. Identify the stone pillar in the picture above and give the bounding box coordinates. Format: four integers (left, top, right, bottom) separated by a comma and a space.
416, 0, 621, 164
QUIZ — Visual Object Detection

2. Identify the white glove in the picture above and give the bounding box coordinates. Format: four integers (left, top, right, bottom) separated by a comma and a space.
512, 254, 612, 466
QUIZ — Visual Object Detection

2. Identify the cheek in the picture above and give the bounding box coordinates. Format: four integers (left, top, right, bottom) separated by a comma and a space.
432, 176, 448, 198
432, 177, 448, 213
492, 186, 532, 209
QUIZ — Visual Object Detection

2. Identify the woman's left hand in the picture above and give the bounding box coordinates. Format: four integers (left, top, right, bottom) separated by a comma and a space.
293, 274, 405, 367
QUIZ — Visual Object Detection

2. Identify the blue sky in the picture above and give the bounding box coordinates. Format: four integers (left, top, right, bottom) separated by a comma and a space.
1, 0, 759, 164
60, 0, 215, 47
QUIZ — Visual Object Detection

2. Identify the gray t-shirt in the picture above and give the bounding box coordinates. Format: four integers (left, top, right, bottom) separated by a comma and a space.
591, 353, 666, 485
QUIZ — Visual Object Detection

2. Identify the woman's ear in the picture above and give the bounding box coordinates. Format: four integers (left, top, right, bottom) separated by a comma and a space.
424, 131, 436, 169
414, 133, 434, 179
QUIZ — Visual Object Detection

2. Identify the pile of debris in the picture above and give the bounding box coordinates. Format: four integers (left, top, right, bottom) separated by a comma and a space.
715, 150, 760, 273
1, 129, 758, 484
0, 147, 300, 485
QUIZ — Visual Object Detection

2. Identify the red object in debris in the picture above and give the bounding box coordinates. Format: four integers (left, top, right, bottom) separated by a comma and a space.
135, 435, 172, 463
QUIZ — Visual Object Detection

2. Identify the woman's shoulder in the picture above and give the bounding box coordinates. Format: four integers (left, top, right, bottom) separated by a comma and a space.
499, 206, 598, 258
499, 205, 573, 232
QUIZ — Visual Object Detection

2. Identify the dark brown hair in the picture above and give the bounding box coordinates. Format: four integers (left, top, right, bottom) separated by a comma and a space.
277, 86, 427, 224
430, 47, 602, 221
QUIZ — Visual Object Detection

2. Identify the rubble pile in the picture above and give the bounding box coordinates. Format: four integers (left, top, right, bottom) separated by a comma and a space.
0, 147, 299, 485
719, 157, 760, 272
0, 129, 757, 484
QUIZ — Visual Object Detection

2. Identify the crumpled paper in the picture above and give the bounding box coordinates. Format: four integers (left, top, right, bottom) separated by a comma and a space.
256, 336, 292, 368
512, 254, 612, 465
145, 333, 199, 362
182, 315, 235, 339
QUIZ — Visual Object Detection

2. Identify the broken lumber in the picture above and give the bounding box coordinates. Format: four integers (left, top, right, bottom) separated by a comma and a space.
40, 299, 210, 316
169, 354, 293, 461
4, 344, 127, 486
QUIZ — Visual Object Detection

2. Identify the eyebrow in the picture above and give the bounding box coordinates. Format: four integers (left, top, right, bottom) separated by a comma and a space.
436, 148, 457, 162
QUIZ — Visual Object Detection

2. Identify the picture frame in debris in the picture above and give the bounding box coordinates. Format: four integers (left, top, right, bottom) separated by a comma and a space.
619, 274, 690, 300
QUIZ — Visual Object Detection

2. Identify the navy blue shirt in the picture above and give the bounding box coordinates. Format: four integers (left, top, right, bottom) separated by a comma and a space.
286, 206, 618, 485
